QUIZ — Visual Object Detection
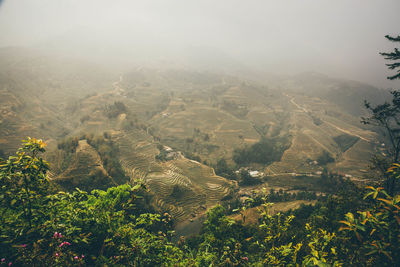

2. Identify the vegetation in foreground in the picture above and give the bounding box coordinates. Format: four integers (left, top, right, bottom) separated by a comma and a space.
0, 138, 399, 266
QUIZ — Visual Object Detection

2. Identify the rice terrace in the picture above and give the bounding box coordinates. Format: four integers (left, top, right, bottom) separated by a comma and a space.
0, 1, 399, 266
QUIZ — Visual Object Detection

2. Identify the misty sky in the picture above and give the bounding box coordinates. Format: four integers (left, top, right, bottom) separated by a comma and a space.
0, 0, 399, 88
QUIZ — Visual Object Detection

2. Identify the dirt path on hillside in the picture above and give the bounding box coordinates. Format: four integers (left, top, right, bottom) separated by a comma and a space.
323, 120, 371, 142
285, 94, 372, 143
288, 96, 308, 113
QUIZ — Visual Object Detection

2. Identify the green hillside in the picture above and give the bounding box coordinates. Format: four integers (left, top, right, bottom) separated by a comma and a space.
0, 49, 383, 225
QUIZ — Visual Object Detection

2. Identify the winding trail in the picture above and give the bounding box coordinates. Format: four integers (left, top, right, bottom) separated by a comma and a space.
323, 120, 371, 142
284, 93, 372, 143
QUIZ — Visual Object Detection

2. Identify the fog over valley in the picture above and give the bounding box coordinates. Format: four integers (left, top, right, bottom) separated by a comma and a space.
0, 0, 399, 88
0, 1, 400, 266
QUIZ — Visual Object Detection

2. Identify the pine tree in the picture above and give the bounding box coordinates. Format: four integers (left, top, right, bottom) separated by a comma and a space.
380, 35, 400, 80
362, 35, 400, 194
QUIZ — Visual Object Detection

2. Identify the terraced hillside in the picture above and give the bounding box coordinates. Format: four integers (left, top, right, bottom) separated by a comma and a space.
117, 70, 378, 181
0, 48, 116, 155
264, 93, 376, 177
56, 140, 116, 191
115, 129, 235, 222
0, 50, 387, 222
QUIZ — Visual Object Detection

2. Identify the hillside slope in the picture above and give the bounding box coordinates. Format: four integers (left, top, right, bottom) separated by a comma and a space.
0, 50, 385, 222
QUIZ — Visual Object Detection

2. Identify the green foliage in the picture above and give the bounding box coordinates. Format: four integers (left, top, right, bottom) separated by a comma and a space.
339, 179, 400, 264
319, 171, 357, 194
239, 169, 261, 186
310, 114, 323, 126
360, 35, 400, 195
184, 151, 201, 162
0, 137, 49, 229
2, 139, 400, 266
215, 158, 229, 175
317, 150, 335, 165
214, 158, 236, 180
233, 136, 290, 165
0, 139, 187, 266
155, 150, 169, 161
302, 225, 342, 267
57, 136, 79, 153
362, 91, 400, 163
333, 134, 359, 153
267, 188, 319, 202
380, 35, 400, 80
104, 101, 127, 118
361, 89, 400, 193
155, 146, 183, 162
197, 205, 249, 265
86, 134, 128, 184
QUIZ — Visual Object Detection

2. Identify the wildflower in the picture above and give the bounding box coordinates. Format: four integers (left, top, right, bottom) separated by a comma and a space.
8, 262, 12, 266
241, 257, 248, 261
1, 258, 5, 262
81, 255, 85, 258
55, 253, 59, 258
59, 241, 71, 247
53, 232, 62, 238
74, 256, 79, 260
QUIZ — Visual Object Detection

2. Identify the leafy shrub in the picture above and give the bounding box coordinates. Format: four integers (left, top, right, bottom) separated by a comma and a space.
339, 181, 400, 264
239, 169, 261, 186
2, 139, 399, 266
214, 158, 237, 180
0, 139, 185, 266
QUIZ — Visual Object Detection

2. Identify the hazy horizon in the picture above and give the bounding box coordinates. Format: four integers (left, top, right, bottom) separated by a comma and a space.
0, 0, 399, 88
